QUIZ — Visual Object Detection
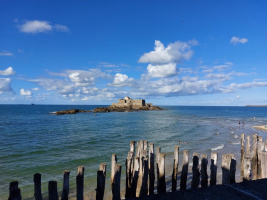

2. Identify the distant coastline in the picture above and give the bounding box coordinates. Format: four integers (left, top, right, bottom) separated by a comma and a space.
245, 105, 267, 107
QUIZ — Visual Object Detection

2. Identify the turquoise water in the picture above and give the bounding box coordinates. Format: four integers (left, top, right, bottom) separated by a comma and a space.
0, 105, 267, 199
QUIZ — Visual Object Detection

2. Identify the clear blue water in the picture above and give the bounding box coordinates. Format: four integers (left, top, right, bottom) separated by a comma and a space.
0, 105, 267, 199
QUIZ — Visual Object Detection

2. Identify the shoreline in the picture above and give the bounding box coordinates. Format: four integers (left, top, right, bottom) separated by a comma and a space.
252, 125, 267, 132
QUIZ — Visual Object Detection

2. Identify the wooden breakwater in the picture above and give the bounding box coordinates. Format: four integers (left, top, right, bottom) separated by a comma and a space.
8, 134, 267, 200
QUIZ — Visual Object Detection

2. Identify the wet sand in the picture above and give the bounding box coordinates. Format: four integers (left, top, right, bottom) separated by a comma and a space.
252, 125, 267, 132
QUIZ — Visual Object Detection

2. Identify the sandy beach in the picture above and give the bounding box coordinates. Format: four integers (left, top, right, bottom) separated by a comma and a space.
252, 125, 267, 132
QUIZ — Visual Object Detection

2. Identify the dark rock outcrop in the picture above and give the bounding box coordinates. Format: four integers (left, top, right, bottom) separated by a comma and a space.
93, 105, 165, 113
55, 109, 92, 115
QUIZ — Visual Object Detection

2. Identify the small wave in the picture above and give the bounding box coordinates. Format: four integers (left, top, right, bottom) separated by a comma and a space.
50, 111, 57, 114
211, 144, 224, 151
231, 142, 241, 145
233, 134, 238, 138
214, 132, 220, 135
230, 131, 234, 134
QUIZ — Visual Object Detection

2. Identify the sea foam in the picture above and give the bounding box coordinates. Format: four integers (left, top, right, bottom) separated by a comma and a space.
211, 144, 224, 151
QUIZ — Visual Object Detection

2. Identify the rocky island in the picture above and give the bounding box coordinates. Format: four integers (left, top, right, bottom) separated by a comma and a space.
53, 97, 165, 115
94, 96, 165, 113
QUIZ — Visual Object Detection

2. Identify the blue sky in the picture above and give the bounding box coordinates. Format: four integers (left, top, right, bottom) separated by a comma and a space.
0, 0, 267, 105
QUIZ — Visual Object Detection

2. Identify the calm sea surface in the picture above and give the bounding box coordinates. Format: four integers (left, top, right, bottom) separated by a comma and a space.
0, 105, 267, 199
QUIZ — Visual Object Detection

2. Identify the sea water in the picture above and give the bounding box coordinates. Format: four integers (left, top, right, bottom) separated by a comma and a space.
0, 105, 267, 199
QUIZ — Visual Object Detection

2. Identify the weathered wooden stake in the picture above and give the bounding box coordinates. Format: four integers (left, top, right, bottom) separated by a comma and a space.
210, 152, 218, 186
230, 155, 236, 184
243, 156, 252, 181
144, 140, 148, 150
136, 156, 144, 197
257, 142, 265, 179
180, 150, 189, 190
251, 134, 258, 180
240, 133, 245, 180
156, 147, 161, 193
148, 143, 155, 195
158, 153, 166, 194
33, 173, 42, 200
172, 146, 179, 191
96, 170, 105, 200
191, 152, 200, 189
140, 140, 144, 151
137, 142, 140, 156
112, 164, 122, 200
125, 151, 134, 198
48, 181, 58, 200
76, 166, 84, 200
245, 135, 251, 156
201, 154, 208, 187
131, 156, 140, 197
8, 181, 21, 200
61, 170, 70, 200
260, 152, 267, 178
136, 157, 149, 197
130, 140, 135, 153
222, 154, 231, 184
97, 163, 106, 200
111, 154, 117, 191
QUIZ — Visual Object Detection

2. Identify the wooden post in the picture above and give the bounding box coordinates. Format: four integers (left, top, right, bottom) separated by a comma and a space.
243, 156, 252, 181
180, 150, 189, 190
130, 141, 135, 153
112, 164, 122, 200
201, 154, 208, 187
191, 152, 200, 189
125, 151, 134, 198
76, 166, 84, 200
96, 170, 105, 200
144, 140, 148, 150
172, 146, 179, 191
148, 143, 155, 195
33, 173, 42, 200
137, 142, 140, 157
222, 154, 231, 184
265, 140, 267, 151
140, 140, 144, 151
8, 181, 21, 200
257, 142, 265, 179
251, 134, 258, 180
111, 154, 117, 191
48, 181, 58, 200
240, 133, 245, 181
156, 147, 161, 193
61, 170, 70, 200
131, 156, 140, 197
100, 163, 107, 176
136, 156, 144, 197
230, 155, 236, 184
158, 153, 166, 194
245, 135, 251, 156
210, 152, 218, 186
136, 156, 149, 197
260, 152, 267, 178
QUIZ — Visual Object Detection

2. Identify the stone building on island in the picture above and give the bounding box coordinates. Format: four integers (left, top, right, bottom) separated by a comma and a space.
112, 96, 153, 107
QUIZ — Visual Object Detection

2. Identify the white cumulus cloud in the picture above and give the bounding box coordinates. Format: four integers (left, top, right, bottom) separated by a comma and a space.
138, 40, 197, 65
230, 36, 248, 45
108, 73, 135, 87
0, 78, 13, 94
0, 67, 15, 76
147, 63, 177, 78
18, 20, 69, 33
0, 51, 13, 56
20, 89, 32, 96
32, 87, 40, 91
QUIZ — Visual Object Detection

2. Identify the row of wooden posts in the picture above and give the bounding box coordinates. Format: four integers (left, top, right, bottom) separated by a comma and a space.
8, 134, 267, 200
